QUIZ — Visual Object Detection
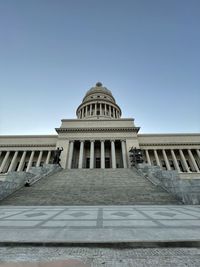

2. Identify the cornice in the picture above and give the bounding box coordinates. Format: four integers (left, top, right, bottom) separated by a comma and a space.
56, 127, 140, 133
0, 144, 56, 148
0, 135, 57, 139
140, 143, 200, 147
138, 133, 200, 137
61, 118, 135, 122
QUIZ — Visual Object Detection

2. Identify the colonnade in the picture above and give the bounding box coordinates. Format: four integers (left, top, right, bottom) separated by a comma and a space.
67, 140, 127, 169
77, 102, 120, 119
144, 148, 200, 173
0, 150, 53, 173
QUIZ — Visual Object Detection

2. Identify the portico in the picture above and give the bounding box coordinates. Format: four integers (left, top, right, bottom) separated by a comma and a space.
67, 139, 127, 169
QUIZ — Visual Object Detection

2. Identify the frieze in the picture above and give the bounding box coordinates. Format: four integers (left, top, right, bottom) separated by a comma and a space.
56, 127, 140, 133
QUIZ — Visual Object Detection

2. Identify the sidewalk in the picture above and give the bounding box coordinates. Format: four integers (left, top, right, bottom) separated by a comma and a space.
0, 205, 200, 245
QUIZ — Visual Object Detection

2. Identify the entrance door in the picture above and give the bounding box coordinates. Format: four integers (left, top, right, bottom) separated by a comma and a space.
86, 158, 90, 168
96, 158, 100, 168
105, 157, 110, 168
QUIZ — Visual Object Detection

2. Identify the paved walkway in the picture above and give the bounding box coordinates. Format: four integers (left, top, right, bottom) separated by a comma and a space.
0, 205, 200, 244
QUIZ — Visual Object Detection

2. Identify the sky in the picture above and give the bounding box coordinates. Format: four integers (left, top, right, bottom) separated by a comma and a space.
0, 0, 200, 135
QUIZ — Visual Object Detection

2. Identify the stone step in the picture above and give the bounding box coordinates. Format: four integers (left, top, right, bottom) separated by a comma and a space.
0, 168, 180, 205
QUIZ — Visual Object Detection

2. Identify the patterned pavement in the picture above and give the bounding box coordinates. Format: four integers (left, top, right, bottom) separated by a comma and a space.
0, 205, 200, 243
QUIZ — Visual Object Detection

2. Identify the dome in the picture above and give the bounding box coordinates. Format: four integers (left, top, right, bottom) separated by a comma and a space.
76, 82, 121, 120
83, 82, 115, 103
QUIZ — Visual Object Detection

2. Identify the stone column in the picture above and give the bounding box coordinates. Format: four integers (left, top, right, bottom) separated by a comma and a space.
67, 141, 74, 169
94, 103, 97, 116
45, 151, 51, 164
162, 149, 171, 170
188, 149, 199, 172
145, 150, 151, 165
196, 149, 200, 160
36, 151, 43, 167
17, 151, 27, 171
153, 150, 161, 166
170, 149, 180, 172
109, 105, 111, 116
26, 151, 35, 172
90, 104, 92, 116
90, 140, 95, 169
0, 151, 10, 173
101, 140, 105, 169
100, 103, 102, 115
179, 149, 190, 172
8, 151, 19, 172
78, 141, 84, 169
111, 140, 116, 169
113, 108, 116, 118
104, 104, 107, 115
121, 140, 127, 168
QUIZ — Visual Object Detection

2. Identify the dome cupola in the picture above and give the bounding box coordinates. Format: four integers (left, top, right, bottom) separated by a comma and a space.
76, 82, 122, 119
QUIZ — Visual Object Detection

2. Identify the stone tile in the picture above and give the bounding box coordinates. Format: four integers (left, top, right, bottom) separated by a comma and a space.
103, 220, 157, 227
42, 220, 96, 227
103, 210, 146, 219
142, 210, 197, 219
54, 210, 98, 220
0, 211, 23, 219
0, 220, 41, 227
159, 220, 200, 227
6, 211, 60, 220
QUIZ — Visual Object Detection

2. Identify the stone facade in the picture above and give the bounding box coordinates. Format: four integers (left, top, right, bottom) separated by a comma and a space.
0, 83, 200, 180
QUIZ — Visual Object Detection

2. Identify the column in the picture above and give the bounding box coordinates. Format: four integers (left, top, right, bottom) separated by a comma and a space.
179, 149, 190, 172
90, 104, 92, 116
17, 151, 27, 171
78, 141, 84, 169
94, 103, 97, 116
45, 151, 51, 164
162, 149, 171, 170
153, 150, 161, 166
101, 140, 105, 169
196, 149, 200, 160
26, 151, 35, 172
100, 103, 102, 115
36, 151, 43, 167
90, 140, 94, 169
170, 149, 180, 172
121, 140, 127, 168
105, 104, 107, 115
145, 150, 151, 165
0, 151, 10, 173
109, 105, 111, 116
67, 141, 74, 169
8, 151, 18, 172
188, 149, 199, 172
111, 140, 116, 169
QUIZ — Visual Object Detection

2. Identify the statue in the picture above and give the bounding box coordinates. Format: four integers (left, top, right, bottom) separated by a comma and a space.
53, 147, 63, 166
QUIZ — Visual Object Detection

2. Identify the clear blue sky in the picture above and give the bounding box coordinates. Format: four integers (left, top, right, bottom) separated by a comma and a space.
0, 0, 199, 135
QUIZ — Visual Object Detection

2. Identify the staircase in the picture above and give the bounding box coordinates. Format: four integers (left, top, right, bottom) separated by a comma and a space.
0, 168, 180, 205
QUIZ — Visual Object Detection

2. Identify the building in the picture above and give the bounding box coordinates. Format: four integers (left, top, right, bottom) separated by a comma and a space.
0, 82, 200, 180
